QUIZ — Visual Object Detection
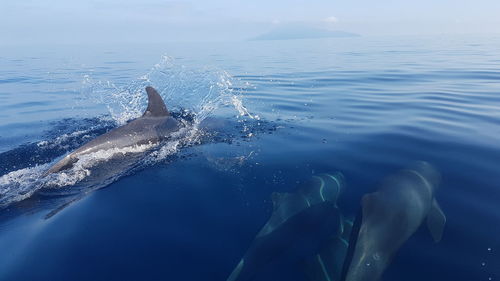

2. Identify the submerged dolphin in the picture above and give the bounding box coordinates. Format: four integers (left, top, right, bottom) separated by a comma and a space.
45, 86, 181, 175
341, 161, 446, 281
227, 173, 353, 281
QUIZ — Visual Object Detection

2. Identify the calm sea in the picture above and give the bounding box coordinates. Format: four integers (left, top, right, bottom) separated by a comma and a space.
0, 35, 499, 281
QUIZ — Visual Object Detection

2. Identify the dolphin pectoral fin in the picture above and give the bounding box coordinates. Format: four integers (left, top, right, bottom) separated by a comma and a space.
44, 193, 87, 219
303, 215, 352, 281
143, 86, 170, 117
340, 209, 363, 281
226, 259, 245, 281
427, 199, 446, 242
303, 236, 350, 281
303, 254, 335, 281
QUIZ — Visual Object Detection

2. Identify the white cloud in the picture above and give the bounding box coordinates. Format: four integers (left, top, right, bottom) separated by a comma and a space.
323, 16, 338, 23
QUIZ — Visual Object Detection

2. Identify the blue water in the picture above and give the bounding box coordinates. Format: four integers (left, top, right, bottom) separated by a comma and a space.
1, 35, 499, 281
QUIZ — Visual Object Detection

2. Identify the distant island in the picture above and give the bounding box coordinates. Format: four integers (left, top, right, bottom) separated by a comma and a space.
251, 25, 360, 41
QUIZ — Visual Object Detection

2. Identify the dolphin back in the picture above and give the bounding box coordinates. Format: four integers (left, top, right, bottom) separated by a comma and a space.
44, 87, 174, 175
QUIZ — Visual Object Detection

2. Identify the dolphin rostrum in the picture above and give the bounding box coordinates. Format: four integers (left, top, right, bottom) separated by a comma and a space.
45, 86, 181, 175
227, 173, 353, 281
341, 161, 446, 281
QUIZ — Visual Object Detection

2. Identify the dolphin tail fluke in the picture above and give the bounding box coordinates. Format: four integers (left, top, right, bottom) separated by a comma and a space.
144, 86, 170, 117
427, 199, 446, 242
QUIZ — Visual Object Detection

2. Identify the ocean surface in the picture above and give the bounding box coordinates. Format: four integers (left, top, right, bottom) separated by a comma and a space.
0, 35, 499, 281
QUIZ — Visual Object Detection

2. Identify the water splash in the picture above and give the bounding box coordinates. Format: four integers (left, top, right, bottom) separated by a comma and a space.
82, 56, 253, 125
0, 164, 48, 206
0, 56, 256, 208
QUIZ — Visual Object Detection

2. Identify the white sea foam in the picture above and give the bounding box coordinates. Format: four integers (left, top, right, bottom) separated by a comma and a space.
44, 142, 159, 188
0, 164, 48, 206
0, 141, 163, 206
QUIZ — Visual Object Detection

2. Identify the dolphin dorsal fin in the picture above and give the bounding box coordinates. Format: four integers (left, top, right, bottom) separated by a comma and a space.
143, 86, 170, 117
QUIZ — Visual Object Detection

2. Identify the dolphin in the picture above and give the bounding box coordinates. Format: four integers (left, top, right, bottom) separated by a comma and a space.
45, 86, 181, 175
227, 173, 353, 281
341, 161, 446, 281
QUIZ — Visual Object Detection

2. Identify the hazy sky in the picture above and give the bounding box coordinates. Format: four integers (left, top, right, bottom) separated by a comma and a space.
1, 0, 499, 44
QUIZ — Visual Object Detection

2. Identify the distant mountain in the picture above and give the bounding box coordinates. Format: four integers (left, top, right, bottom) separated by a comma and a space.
252, 25, 360, 41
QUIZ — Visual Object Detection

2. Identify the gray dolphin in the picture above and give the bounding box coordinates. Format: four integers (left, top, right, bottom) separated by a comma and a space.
227, 173, 353, 281
342, 161, 446, 281
45, 86, 181, 175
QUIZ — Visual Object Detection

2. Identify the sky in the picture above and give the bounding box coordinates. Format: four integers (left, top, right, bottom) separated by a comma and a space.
1, 0, 499, 44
